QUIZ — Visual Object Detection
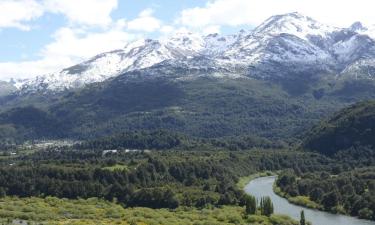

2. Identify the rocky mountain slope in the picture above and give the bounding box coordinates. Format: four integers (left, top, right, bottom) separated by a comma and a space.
11, 12, 375, 93
1, 12, 375, 142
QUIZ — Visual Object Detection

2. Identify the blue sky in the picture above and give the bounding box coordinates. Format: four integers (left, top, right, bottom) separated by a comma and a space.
0, 0, 374, 80
0, 1, 205, 62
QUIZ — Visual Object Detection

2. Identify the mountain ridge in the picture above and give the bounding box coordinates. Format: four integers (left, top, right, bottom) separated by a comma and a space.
2, 12, 375, 142
302, 100, 375, 155
6, 12, 375, 94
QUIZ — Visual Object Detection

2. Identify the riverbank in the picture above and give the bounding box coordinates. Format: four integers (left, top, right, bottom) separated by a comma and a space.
246, 176, 375, 225
273, 182, 322, 210
273, 169, 375, 221
237, 171, 276, 189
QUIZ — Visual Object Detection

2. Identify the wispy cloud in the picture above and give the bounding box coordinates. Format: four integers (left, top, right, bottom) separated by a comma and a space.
42, 0, 118, 28
127, 9, 162, 32
177, 0, 375, 29
0, 0, 43, 30
2, 0, 375, 80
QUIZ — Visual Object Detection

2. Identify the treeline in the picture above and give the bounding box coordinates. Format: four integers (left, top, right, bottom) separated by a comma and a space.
0, 149, 333, 210
302, 100, 375, 156
0, 158, 242, 209
76, 130, 287, 151
76, 130, 189, 150
3, 77, 369, 143
276, 167, 375, 220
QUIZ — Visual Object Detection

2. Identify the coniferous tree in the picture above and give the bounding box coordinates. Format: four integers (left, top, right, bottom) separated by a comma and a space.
244, 195, 257, 215
300, 210, 306, 225
260, 196, 274, 217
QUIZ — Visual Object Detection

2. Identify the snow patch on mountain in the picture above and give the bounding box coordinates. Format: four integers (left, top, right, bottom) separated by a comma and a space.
253, 12, 338, 40
349, 22, 375, 40
15, 12, 375, 93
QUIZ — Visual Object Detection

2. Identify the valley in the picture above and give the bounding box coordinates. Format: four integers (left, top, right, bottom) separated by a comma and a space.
247, 176, 375, 225
0, 10, 374, 225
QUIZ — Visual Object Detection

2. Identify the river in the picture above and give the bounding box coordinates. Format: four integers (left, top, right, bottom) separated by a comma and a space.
244, 176, 375, 225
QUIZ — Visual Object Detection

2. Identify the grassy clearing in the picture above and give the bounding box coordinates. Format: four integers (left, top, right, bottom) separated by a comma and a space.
101, 164, 129, 171
0, 196, 299, 225
288, 196, 322, 209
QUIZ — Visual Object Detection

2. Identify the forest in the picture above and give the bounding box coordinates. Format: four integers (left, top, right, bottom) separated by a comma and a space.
0, 100, 373, 224
273, 100, 375, 221
276, 167, 375, 220
2, 78, 375, 143
0, 147, 331, 208
0, 143, 331, 224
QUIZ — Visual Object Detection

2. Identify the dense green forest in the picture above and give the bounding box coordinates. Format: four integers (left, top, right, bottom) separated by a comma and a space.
303, 100, 375, 155
276, 167, 375, 220
0, 146, 328, 224
0, 100, 373, 223
274, 100, 375, 221
1, 76, 375, 142
0, 148, 331, 208
0, 77, 374, 224
75, 130, 286, 151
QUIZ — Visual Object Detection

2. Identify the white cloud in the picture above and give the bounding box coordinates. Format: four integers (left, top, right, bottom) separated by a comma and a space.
0, 0, 43, 30
0, 57, 74, 81
202, 25, 221, 35
3, 0, 375, 81
42, 27, 136, 60
0, 25, 138, 80
43, 0, 118, 27
127, 8, 162, 32
0, 0, 139, 80
0, 0, 119, 30
177, 0, 375, 29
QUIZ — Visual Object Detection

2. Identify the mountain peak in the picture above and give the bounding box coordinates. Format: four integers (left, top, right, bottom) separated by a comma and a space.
350, 21, 367, 32
13, 13, 375, 93
348, 22, 375, 40
253, 12, 337, 40
281, 11, 307, 19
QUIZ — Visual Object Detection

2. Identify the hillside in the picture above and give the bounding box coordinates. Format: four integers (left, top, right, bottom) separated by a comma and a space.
1, 69, 375, 143
14, 12, 375, 93
302, 100, 375, 155
1, 12, 375, 143
0, 81, 16, 97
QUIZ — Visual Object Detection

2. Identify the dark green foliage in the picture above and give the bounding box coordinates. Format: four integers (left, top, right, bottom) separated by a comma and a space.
358, 208, 374, 220
300, 210, 305, 225
0, 106, 66, 140
303, 100, 375, 156
2, 76, 375, 142
277, 167, 375, 220
77, 130, 285, 151
322, 192, 339, 211
0, 148, 333, 210
260, 196, 274, 217
0, 124, 19, 146
244, 195, 257, 215
128, 188, 179, 209
77, 130, 188, 150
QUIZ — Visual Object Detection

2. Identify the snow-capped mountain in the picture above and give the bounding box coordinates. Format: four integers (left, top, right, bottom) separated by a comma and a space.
349, 22, 375, 40
16, 12, 375, 93
21, 35, 203, 92
220, 13, 336, 73
253, 12, 338, 40
0, 81, 17, 97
